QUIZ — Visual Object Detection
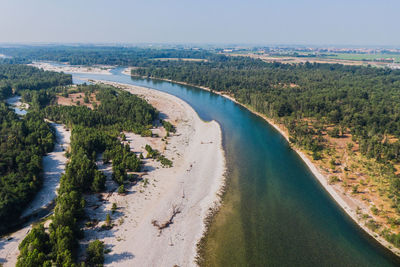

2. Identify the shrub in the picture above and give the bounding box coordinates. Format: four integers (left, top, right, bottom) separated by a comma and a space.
371, 205, 379, 215
111, 203, 117, 214
117, 184, 125, 194
141, 129, 152, 137
352, 185, 359, 194
105, 213, 111, 227
329, 176, 339, 184
328, 127, 340, 138
312, 151, 322, 160
91, 171, 106, 192
86, 240, 104, 266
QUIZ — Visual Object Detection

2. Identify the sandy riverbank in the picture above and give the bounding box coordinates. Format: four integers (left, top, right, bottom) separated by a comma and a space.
21, 123, 71, 217
80, 80, 225, 266
122, 67, 133, 76
0, 123, 71, 267
30, 62, 112, 75
126, 74, 400, 256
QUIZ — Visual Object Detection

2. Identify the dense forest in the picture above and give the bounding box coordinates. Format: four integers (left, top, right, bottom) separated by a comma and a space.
0, 64, 72, 95
17, 84, 159, 266
0, 65, 72, 233
43, 86, 157, 133
0, 46, 214, 66
132, 56, 400, 162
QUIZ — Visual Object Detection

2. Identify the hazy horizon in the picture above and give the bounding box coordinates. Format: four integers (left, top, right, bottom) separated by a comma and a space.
0, 0, 399, 46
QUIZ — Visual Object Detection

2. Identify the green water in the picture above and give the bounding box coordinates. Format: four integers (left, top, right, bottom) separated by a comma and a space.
74, 68, 400, 266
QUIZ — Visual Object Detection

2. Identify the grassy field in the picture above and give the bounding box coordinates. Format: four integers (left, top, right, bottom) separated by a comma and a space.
326, 53, 400, 63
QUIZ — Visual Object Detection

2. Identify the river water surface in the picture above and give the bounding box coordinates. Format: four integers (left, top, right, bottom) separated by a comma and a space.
73, 68, 400, 266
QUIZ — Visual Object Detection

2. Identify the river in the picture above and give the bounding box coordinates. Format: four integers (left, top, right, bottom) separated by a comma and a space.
71, 67, 400, 266
5, 96, 28, 115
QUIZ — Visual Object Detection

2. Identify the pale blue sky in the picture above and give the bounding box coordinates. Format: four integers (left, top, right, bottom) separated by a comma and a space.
0, 0, 399, 46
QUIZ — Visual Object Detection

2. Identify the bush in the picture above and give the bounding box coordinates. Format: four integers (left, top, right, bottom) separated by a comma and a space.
86, 240, 104, 266
111, 203, 117, 214
352, 185, 359, 194
141, 129, 152, 137
105, 213, 111, 227
328, 127, 340, 138
371, 205, 379, 215
161, 120, 176, 133
159, 155, 173, 168
312, 151, 322, 160
91, 171, 106, 192
347, 142, 354, 151
117, 185, 125, 194
329, 176, 339, 184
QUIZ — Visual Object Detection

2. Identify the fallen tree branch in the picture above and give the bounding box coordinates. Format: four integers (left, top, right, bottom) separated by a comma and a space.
152, 205, 181, 234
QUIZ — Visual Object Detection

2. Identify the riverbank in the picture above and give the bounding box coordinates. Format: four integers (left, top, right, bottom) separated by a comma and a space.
229, 104, 400, 257
30, 62, 112, 75
0, 123, 71, 267
5, 95, 29, 115
80, 80, 226, 266
123, 70, 400, 257
21, 123, 71, 217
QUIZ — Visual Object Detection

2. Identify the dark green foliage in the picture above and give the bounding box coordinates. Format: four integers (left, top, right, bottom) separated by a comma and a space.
43, 85, 157, 134
0, 64, 72, 232
17, 224, 51, 267
0, 64, 71, 95
91, 171, 106, 193
0, 46, 213, 66
141, 129, 152, 137
145, 144, 173, 167
145, 144, 159, 159
105, 143, 140, 184
117, 185, 125, 194
95, 87, 157, 127
0, 107, 55, 232
0, 82, 12, 100
60, 148, 97, 193
0, 57, 31, 65
86, 240, 104, 267
161, 119, 176, 133
328, 127, 341, 138
159, 155, 173, 168
111, 203, 117, 213
49, 225, 76, 266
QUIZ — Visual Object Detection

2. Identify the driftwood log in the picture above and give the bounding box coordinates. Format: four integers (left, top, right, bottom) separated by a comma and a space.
152, 205, 181, 234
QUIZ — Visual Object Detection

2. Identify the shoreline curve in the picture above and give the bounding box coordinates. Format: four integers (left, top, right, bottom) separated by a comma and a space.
124, 71, 400, 258
84, 79, 227, 266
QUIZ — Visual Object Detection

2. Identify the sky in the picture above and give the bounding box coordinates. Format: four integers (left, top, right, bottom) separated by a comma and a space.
0, 0, 399, 46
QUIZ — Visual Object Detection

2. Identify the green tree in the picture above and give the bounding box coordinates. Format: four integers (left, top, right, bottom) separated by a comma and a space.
86, 240, 104, 267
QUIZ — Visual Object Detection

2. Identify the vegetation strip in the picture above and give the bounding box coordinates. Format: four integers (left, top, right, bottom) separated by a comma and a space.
15, 82, 161, 266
